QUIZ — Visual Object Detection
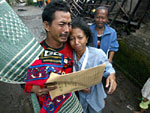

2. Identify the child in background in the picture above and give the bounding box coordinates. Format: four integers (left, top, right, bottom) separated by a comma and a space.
37, 0, 43, 8
134, 78, 150, 113
33, 0, 37, 6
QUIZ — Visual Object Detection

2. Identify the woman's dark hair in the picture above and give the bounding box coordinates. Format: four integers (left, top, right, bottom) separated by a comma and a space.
42, 0, 70, 25
72, 17, 92, 40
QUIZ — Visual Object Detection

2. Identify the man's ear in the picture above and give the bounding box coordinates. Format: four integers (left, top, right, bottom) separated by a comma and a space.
43, 21, 50, 32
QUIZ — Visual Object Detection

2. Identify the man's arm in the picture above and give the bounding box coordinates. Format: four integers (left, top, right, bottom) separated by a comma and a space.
109, 28, 119, 62
108, 51, 115, 63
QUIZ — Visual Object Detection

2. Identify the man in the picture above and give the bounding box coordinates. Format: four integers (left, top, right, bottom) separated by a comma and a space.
89, 6, 119, 91
24, 1, 83, 113
89, 6, 119, 63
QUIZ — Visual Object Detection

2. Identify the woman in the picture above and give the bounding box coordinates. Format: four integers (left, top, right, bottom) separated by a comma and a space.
69, 17, 117, 113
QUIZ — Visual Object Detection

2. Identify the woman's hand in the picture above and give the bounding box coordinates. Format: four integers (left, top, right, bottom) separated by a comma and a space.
81, 88, 91, 94
106, 73, 117, 94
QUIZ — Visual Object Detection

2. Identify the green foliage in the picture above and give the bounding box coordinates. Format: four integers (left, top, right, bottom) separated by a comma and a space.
6, 0, 13, 6
6, 0, 10, 4
26, 0, 33, 5
114, 39, 150, 87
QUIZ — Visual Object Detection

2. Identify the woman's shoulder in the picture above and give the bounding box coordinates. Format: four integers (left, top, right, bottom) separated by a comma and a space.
88, 46, 104, 53
88, 46, 105, 56
87, 46, 107, 66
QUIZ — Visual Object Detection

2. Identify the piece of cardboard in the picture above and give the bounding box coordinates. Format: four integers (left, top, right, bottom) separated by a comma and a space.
46, 63, 106, 99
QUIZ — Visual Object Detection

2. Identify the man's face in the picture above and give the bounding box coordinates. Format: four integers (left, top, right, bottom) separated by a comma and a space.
94, 9, 108, 29
46, 11, 72, 44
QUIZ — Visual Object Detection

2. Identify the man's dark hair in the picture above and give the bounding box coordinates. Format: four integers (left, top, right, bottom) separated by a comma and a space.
42, 0, 70, 25
71, 17, 92, 40
95, 6, 109, 17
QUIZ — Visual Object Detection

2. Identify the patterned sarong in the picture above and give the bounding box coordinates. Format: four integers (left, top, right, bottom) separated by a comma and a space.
0, 0, 44, 84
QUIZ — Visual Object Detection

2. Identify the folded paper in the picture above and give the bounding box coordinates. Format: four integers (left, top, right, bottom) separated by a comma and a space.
46, 63, 106, 99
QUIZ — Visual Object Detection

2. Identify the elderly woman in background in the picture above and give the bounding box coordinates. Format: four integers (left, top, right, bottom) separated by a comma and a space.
69, 17, 117, 113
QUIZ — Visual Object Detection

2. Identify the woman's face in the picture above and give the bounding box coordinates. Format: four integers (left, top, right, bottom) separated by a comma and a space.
69, 28, 88, 54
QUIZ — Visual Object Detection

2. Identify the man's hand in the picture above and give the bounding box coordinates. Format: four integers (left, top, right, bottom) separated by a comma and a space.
31, 84, 57, 96
105, 73, 117, 94
81, 88, 91, 94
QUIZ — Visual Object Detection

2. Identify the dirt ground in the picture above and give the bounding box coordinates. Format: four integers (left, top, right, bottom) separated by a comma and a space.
102, 68, 142, 113
0, 5, 150, 113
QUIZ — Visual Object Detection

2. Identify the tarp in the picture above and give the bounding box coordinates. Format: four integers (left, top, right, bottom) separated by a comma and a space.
0, 0, 44, 84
